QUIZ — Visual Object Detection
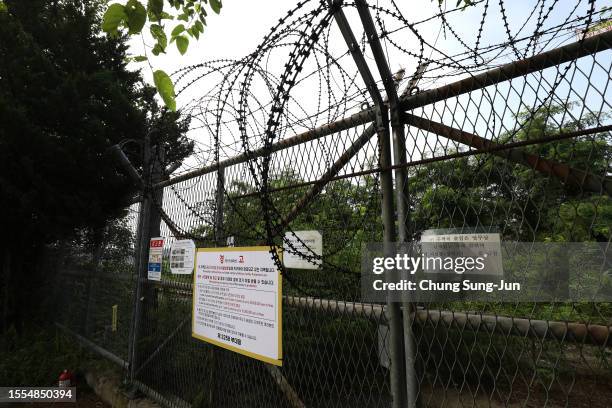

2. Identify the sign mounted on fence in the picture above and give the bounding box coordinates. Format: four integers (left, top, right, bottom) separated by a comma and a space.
420, 229, 503, 276
283, 230, 322, 270
147, 237, 164, 281
170, 239, 195, 274
192, 246, 283, 366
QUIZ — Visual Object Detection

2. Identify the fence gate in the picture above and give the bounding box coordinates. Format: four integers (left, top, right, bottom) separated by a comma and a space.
55, 1, 612, 407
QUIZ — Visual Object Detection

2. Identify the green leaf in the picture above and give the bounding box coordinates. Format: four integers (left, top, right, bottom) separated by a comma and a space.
133, 55, 148, 62
171, 24, 185, 36
125, 0, 147, 34
151, 44, 163, 55
102, 4, 127, 37
210, 0, 222, 14
189, 26, 200, 40
195, 20, 204, 33
176, 35, 189, 55
150, 23, 163, 37
0, 1, 7, 12
150, 24, 167, 50
159, 11, 174, 20
153, 70, 176, 111
147, 0, 163, 21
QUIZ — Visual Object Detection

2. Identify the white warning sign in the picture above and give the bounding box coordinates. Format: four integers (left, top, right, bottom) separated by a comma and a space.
192, 246, 282, 366
283, 230, 322, 270
420, 230, 503, 275
170, 239, 195, 274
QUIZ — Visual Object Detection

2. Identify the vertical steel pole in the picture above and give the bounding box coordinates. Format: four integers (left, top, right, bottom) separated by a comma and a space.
328, 1, 407, 405
126, 197, 145, 383
128, 133, 152, 383
353, 1, 420, 404
142, 144, 164, 348
128, 134, 165, 383
377, 109, 409, 408
392, 113, 420, 408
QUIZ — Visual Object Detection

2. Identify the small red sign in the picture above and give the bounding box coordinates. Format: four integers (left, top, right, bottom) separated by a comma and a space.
150, 239, 164, 248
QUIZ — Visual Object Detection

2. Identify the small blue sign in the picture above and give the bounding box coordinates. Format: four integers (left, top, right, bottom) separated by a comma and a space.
148, 262, 162, 272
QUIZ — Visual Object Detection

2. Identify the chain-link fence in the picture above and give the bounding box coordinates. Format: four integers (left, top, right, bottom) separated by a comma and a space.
55, 0, 612, 407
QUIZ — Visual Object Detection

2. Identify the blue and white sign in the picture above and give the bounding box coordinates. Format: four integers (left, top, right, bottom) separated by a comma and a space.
148, 237, 164, 281
148, 262, 162, 272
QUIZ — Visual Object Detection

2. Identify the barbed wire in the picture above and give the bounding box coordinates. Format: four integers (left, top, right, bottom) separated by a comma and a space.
136, 0, 606, 297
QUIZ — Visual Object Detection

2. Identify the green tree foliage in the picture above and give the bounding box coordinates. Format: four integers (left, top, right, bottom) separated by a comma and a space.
409, 104, 612, 242
102, 0, 223, 110
0, 0, 192, 331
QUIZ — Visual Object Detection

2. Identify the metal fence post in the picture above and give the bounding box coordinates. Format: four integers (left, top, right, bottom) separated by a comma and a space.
326, 2, 408, 406
392, 108, 421, 408
393, 126, 421, 408
127, 134, 152, 383
126, 134, 165, 384
127, 195, 147, 383
352, 1, 420, 404
377, 109, 409, 408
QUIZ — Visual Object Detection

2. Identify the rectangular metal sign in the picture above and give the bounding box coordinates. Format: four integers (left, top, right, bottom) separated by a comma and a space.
420, 230, 503, 276
147, 237, 164, 281
192, 246, 282, 366
283, 230, 322, 269
170, 239, 196, 274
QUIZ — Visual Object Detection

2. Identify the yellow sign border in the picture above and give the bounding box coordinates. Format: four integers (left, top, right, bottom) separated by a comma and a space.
192, 246, 283, 366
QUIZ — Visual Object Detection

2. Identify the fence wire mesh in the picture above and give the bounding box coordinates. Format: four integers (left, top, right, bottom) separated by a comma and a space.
54, 0, 611, 407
